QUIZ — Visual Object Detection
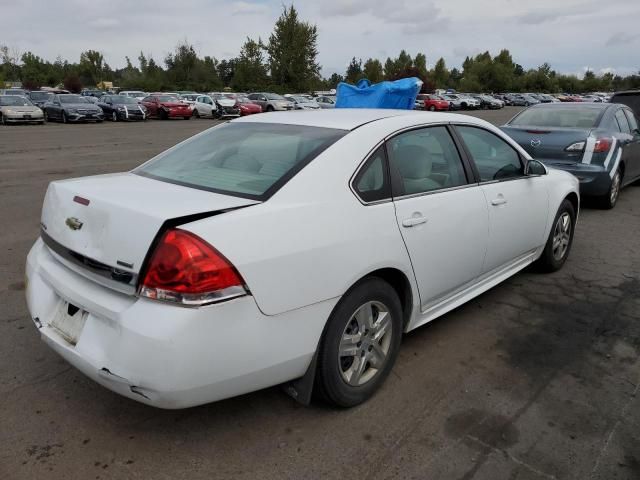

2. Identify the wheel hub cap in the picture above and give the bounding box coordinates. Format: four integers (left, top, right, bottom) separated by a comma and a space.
338, 301, 392, 386
552, 212, 571, 261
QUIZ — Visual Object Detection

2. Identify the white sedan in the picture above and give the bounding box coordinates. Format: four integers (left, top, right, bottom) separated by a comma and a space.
25, 109, 579, 409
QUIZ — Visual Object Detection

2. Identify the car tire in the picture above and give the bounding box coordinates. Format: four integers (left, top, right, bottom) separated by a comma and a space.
0, 113, 5, 125
315, 277, 403, 407
183, 116, 190, 120
266, 105, 274, 112
535, 199, 576, 273
62, 111, 67, 124
193, 109, 200, 118
112, 111, 118, 122
461, 102, 467, 110
429, 105, 436, 112
159, 109, 168, 120
598, 168, 622, 209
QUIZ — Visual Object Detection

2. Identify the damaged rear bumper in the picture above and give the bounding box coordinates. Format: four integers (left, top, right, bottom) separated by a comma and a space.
25, 238, 333, 409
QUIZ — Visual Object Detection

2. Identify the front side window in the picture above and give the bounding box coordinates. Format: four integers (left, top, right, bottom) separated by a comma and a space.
457, 126, 523, 182
135, 123, 346, 200
353, 146, 391, 203
387, 126, 468, 196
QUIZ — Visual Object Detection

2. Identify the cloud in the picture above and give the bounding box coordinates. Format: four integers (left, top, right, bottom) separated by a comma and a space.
88, 18, 120, 29
319, 0, 450, 35
605, 32, 640, 47
230, 1, 269, 16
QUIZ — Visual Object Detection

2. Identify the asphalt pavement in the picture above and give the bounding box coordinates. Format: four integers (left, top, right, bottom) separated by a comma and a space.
1, 107, 639, 479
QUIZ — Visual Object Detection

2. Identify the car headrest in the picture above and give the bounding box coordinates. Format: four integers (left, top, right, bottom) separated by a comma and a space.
395, 145, 432, 179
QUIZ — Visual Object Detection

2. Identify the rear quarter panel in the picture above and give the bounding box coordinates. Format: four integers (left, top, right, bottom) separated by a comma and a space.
182, 122, 419, 316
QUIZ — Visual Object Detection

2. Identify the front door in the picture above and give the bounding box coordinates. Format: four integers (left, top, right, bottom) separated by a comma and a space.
454, 125, 548, 274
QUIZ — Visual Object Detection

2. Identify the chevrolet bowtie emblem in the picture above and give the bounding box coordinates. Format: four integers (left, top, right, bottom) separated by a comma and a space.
65, 217, 83, 231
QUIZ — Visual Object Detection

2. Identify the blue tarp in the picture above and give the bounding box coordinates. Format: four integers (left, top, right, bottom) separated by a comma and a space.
335, 77, 423, 110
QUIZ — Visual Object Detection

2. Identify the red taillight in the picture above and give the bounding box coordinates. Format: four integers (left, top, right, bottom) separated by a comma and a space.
139, 229, 246, 306
593, 137, 612, 153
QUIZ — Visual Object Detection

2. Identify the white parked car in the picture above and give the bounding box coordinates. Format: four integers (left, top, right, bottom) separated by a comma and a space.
25, 110, 579, 409
182, 94, 217, 118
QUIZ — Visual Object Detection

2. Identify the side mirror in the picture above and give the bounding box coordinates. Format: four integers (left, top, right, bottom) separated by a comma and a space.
525, 159, 547, 176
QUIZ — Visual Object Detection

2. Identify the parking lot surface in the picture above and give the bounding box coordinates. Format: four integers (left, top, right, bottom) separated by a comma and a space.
1, 107, 639, 479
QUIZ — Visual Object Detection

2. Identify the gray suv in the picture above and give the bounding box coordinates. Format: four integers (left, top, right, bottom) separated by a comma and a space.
246, 93, 294, 112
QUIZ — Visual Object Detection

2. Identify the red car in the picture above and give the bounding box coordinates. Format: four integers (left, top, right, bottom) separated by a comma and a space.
416, 94, 450, 111
236, 96, 262, 116
141, 94, 193, 120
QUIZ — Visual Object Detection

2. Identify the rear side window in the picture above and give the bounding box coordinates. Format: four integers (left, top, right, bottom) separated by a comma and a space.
387, 126, 468, 196
353, 146, 391, 202
615, 109, 631, 134
624, 109, 639, 132
457, 126, 523, 182
135, 122, 346, 200
611, 92, 640, 118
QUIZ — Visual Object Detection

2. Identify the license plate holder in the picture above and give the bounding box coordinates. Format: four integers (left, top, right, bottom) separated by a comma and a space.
49, 301, 87, 345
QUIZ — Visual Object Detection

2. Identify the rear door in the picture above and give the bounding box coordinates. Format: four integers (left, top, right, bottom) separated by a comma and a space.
387, 125, 488, 308
454, 125, 548, 274
618, 108, 640, 182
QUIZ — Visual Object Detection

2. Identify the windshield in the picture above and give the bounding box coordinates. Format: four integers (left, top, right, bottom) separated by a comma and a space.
0, 96, 33, 106
60, 95, 88, 104
265, 93, 285, 100
124, 91, 144, 97
135, 123, 347, 200
510, 107, 602, 128
29, 92, 52, 101
291, 96, 310, 103
112, 96, 138, 104
156, 95, 179, 102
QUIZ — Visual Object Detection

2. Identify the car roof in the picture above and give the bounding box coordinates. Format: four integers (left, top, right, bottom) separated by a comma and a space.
231, 108, 482, 130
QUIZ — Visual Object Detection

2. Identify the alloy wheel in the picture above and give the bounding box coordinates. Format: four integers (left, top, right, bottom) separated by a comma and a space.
552, 212, 572, 261
610, 171, 621, 206
338, 301, 393, 386
112, 111, 117, 122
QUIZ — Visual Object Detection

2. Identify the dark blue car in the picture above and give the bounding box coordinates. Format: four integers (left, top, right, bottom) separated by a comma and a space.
501, 103, 640, 209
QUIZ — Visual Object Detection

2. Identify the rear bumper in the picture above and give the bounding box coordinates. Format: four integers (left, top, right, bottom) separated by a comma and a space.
543, 162, 612, 196
25, 238, 335, 409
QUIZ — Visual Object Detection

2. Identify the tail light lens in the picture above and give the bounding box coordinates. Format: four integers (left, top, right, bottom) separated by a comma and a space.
593, 137, 612, 153
139, 229, 246, 306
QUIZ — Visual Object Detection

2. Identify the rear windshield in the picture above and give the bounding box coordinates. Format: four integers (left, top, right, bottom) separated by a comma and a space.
509, 107, 602, 128
135, 122, 347, 200
29, 92, 52, 100
60, 95, 88, 104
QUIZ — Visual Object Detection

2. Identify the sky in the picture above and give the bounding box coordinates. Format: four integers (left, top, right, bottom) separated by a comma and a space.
1, 0, 638, 78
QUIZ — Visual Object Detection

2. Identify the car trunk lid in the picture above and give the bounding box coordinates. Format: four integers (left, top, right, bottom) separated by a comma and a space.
41, 173, 258, 291
501, 125, 592, 163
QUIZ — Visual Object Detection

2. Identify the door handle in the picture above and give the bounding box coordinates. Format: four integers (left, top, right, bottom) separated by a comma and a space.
491, 196, 507, 206
402, 216, 428, 228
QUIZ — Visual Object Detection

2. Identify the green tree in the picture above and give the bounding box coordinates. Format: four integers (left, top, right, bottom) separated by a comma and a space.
232, 37, 269, 91
362, 58, 384, 83
414, 53, 428, 78
431, 57, 449, 88
79, 50, 105, 87
345, 57, 363, 84
267, 5, 320, 92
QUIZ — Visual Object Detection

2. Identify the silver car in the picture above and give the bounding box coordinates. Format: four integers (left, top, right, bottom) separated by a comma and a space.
286, 95, 321, 110
0, 95, 45, 124
315, 96, 336, 109
247, 92, 294, 112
